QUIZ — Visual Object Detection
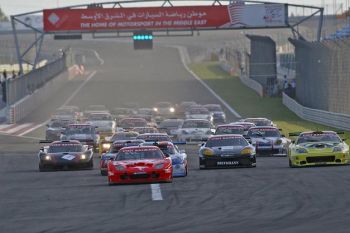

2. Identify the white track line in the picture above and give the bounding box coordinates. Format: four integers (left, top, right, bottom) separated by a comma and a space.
173, 45, 241, 118
5, 123, 33, 134
151, 184, 163, 201
62, 70, 97, 107
18, 120, 50, 137
93, 50, 105, 65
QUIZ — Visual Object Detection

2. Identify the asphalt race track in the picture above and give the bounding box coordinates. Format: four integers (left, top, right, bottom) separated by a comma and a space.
1, 41, 350, 233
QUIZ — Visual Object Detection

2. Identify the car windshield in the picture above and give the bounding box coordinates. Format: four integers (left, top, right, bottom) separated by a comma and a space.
50, 121, 67, 128
137, 135, 171, 142
206, 137, 248, 147
65, 127, 93, 135
189, 108, 209, 114
248, 129, 280, 138
205, 105, 222, 112
159, 146, 176, 155
48, 144, 83, 153
89, 114, 112, 121
116, 149, 163, 160
246, 119, 271, 126
182, 121, 210, 128
159, 120, 183, 128
111, 133, 138, 141
156, 103, 171, 108
215, 127, 244, 135
297, 133, 341, 144
120, 119, 147, 128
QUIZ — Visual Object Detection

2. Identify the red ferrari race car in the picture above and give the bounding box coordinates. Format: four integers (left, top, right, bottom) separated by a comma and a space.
107, 146, 173, 185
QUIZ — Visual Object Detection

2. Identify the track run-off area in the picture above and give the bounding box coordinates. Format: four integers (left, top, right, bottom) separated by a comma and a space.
1, 40, 350, 233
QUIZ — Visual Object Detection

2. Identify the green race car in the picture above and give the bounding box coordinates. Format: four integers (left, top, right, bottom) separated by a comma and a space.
288, 131, 349, 167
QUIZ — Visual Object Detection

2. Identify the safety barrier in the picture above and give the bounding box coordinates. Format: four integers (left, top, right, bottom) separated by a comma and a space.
282, 92, 350, 130
220, 61, 264, 97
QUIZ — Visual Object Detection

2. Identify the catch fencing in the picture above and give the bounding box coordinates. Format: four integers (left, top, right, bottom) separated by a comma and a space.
290, 38, 350, 115
6, 52, 70, 105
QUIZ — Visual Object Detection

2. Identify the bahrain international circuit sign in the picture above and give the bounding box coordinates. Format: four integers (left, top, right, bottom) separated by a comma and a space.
43, 3, 288, 32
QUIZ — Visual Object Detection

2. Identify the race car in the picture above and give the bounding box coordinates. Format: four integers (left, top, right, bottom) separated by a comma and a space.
239, 118, 275, 127
99, 131, 139, 154
131, 127, 159, 134
153, 102, 176, 116
141, 141, 188, 177
177, 119, 213, 142
215, 124, 245, 135
136, 133, 172, 142
185, 107, 213, 122
51, 107, 78, 122
199, 135, 256, 169
86, 112, 116, 138
246, 126, 289, 156
203, 104, 226, 124
61, 124, 100, 151
84, 105, 109, 115
135, 108, 153, 122
118, 117, 148, 131
107, 146, 173, 185
230, 122, 256, 135
158, 119, 184, 136
100, 139, 145, 176
38, 140, 93, 171
111, 108, 136, 122
177, 101, 198, 117
46, 119, 74, 141
288, 131, 350, 167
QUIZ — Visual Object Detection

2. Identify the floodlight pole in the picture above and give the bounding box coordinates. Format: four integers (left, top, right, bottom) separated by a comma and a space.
317, 8, 324, 41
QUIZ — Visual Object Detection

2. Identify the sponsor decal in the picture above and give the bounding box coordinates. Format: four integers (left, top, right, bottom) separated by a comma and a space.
217, 161, 239, 165
61, 154, 76, 160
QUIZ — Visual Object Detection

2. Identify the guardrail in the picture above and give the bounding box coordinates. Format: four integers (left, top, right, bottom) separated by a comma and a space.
219, 60, 264, 97
6, 56, 67, 105
282, 92, 350, 130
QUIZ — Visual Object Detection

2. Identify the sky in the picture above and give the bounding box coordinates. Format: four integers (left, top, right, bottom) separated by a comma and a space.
0, 0, 349, 16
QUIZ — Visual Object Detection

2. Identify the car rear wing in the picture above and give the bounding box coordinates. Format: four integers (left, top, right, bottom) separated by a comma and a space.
288, 132, 301, 137
39, 140, 53, 144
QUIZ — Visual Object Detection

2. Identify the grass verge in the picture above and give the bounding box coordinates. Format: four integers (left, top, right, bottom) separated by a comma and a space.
189, 62, 350, 139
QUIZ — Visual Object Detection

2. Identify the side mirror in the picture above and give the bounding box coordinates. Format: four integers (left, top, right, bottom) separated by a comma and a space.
163, 153, 170, 158
291, 140, 295, 144
179, 150, 185, 154
342, 138, 347, 142
46, 124, 50, 127
281, 134, 285, 137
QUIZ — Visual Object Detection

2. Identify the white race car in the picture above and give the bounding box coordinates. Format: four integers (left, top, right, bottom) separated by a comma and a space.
246, 126, 290, 156
185, 107, 212, 122
177, 119, 213, 142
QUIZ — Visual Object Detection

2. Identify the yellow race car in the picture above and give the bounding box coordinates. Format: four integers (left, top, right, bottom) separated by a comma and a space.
288, 131, 349, 167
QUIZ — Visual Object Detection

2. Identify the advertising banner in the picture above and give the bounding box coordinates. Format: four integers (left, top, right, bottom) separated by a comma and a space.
43, 3, 288, 32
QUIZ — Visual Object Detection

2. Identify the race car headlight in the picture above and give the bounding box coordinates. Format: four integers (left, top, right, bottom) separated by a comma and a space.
44, 155, 51, 160
275, 139, 283, 145
153, 108, 158, 112
154, 163, 164, 169
102, 143, 111, 150
202, 148, 215, 156
81, 154, 86, 160
115, 165, 126, 171
240, 147, 253, 155
333, 146, 344, 152
296, 148, 308, 154
169, 107, 175, 113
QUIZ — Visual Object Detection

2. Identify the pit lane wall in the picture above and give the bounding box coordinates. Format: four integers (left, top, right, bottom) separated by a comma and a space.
7, 65, 83, 124
219, 60, 264, 97
282, 92, 350, 130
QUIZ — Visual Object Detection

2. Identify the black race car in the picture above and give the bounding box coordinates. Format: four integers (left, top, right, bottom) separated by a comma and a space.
199, 135, 256, 169
38, 140, 94, 171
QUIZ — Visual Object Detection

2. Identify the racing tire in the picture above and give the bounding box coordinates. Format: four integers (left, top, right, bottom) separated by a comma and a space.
289, 159, 296, 168
101, 170, 108, 176
39, 164, 49, 172
87, 159, 94, 170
